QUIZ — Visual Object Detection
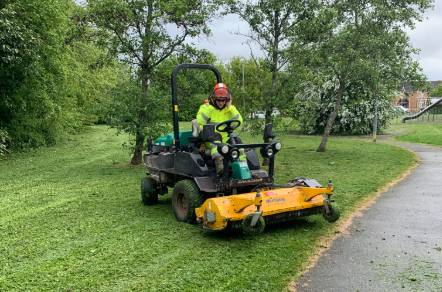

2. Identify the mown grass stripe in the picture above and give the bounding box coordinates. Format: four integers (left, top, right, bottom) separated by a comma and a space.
0, 125, 415, 291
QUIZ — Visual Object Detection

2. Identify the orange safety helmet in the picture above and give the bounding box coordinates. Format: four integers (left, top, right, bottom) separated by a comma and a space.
209, 83, 231, 109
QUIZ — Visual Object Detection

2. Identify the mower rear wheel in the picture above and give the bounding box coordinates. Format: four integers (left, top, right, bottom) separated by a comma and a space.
141, 177, 158, 205
323, 204, 340, 223
172, 179, 203, 224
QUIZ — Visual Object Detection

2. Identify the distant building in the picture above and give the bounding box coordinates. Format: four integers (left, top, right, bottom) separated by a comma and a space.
395, 81, 442, 113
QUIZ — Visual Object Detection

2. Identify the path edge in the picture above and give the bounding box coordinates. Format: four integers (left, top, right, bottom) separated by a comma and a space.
287, 144, 420, 292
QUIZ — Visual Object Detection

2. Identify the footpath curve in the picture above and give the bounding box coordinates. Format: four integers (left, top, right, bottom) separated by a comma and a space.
295, 142, 442, 291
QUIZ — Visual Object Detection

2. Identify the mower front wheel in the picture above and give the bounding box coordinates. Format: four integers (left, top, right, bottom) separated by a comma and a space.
141, 177, 158, 205
242, 213, 265, 235
323, 204, 340, 223
172, 179, 203, 224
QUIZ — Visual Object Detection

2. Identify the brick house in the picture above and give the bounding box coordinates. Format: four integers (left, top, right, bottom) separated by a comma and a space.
395, 81, 442, 113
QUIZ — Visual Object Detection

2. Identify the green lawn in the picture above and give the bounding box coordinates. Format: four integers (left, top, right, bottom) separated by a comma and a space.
388, 122, 442, 147
0, 126, 415, 291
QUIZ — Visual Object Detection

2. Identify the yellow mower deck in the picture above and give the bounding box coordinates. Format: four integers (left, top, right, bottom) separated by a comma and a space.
195, 185, 334, 231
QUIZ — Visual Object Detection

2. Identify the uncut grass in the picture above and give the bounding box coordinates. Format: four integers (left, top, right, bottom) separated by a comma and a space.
0, 126, 415, 291
389, 122, 442, 147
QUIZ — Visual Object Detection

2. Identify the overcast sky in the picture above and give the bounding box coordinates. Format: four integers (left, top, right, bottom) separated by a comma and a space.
407, 0, 442, 81
192, 1, 442, 81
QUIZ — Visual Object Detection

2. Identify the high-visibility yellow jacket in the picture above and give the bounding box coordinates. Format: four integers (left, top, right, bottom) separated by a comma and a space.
196, 104, 243, 142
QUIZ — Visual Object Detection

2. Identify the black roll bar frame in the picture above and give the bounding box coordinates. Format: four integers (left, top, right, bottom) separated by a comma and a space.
171, 64, 222, 149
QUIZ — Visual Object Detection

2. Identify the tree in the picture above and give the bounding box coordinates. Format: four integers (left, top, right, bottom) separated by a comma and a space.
151, 49, 218, 122
222, 57, 270, 119
61, 4, 127, 128
221, 57, 295, 135
229, 0, 315, 124
290, 0, 432, 152
0, 0, 123, 150
88, 0, 215, 164
430, 83, 442, 97
0, 0, 70, 148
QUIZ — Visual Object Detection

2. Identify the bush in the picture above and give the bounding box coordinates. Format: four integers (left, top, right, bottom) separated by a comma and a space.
179, 94, 207, 121
292, 95, 395, 135
338, 98, 395, 134
103, 75, 172, 148
0, 1, 124, 152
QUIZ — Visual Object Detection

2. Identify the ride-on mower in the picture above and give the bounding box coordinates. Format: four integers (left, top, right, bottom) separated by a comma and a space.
141, 64, 340, 234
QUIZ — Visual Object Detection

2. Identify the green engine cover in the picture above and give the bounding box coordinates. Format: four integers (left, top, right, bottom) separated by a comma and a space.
231, 160, 252, 180
154, 131, 193, 146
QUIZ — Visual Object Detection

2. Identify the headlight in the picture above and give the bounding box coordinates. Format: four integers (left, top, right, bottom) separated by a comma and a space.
273, 142, 282, 151
217, 144, 230, 155
230, 148, 240, 160
204, 210, 216, 223
261, 145, 275, 158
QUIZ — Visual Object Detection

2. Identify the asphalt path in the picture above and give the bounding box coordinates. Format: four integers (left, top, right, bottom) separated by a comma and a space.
296, 142, 442, 292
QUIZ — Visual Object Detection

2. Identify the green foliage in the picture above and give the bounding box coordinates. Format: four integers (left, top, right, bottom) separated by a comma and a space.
88, 0, 216, 163
0, 125, 415, 290
100, 49, 220, 152
0, 0, 434, 158
151, 50, 218, 121
0, 1, 124, 150
222, 57, 272, 118
292, 80, 396, 135
289, 0, 431, 140
221, 57, 298, 136
104, 71, 172, 144
430, 83, 442, 97
229, 0, 313, 123
292, 94, 395, 135
59, 42, 125, 127
0, 0, 70, 148
88, 0, 215, 66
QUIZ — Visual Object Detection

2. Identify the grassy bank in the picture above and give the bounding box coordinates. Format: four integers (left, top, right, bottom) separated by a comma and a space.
388, 122, 442, 147
0, 126, 415, 291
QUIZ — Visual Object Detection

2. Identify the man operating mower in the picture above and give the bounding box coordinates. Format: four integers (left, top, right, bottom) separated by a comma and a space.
193, 83, 243, 175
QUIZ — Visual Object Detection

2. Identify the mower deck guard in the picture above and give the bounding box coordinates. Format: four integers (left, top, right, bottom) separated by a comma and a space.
195, 185, 334, 231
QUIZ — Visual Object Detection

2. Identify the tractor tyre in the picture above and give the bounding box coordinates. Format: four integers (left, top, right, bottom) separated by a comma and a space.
172, 180, 203, 224
242, 214, 265, 235
141, 177, 158, 205
323, 204, 340, 223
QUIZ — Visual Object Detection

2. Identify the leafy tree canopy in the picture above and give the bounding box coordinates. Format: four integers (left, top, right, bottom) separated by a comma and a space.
430, 83, 442, 97
288, 0, 432, 151
88, 0, 217, 164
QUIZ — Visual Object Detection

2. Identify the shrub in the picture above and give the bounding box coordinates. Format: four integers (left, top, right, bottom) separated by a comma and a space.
292, 95, 395, 135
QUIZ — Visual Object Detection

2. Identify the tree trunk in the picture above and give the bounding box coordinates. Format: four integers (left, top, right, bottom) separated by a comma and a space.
317, 79, 344, 152
266, 66, 278, 124
130, 74, 148, 165
266, 9, 280, 125
130, 117, 145, 165
372, 96, 378, 142
266, 69, 277, 125
131, 5, 151, 165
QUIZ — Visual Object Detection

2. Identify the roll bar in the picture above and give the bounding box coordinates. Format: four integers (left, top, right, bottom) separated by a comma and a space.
171, 63, 222, 149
